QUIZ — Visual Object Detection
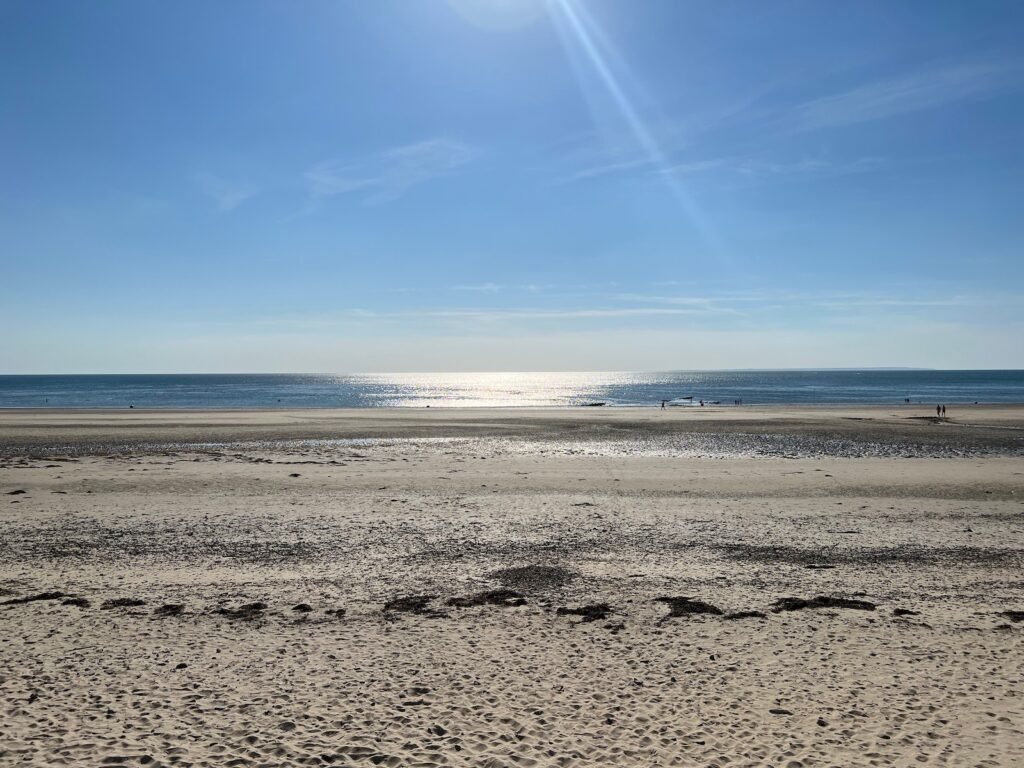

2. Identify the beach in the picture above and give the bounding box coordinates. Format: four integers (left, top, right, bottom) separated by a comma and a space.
1, 405, 1022, 767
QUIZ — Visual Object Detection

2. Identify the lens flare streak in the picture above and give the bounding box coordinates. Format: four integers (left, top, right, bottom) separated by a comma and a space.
549, 0, 726, 258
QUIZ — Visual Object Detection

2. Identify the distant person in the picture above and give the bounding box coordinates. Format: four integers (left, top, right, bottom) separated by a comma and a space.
661, 400, 666, 409
942, 404, 946, 417
936, 404, 941, 418
700, 400, 704, 407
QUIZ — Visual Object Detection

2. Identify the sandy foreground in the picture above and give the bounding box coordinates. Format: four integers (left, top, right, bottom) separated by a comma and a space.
1, 406, 1022, 768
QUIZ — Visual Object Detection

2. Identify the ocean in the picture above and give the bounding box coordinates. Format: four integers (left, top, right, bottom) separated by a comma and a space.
0, 371, 1022, 409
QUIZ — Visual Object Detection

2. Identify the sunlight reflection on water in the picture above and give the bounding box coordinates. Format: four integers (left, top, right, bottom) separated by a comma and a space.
355, 371, 677, 407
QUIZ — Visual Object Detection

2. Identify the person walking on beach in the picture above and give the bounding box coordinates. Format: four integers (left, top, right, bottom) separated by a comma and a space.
942, 404, 946, 418
936, 404, 941, 418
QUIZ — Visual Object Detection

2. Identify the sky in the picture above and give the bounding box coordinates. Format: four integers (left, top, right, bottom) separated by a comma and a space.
2, 0, 1023, 373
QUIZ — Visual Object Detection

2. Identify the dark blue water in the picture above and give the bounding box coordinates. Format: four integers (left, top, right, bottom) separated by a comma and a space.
0, 371, 1022, 408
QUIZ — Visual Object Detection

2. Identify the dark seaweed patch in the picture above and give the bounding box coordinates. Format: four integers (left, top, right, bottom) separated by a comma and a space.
490, 565, 575, 592
154, 604, 185, 616
772, 596, 875, 613
215, 602, 268, 621
384, 595, 439, 615
1, 591, 66, 606
447, 590, 526, 608
724, 610, 767, 620
719, 544, 1022, 567
654, 597, 723, 617
556, 603, 612, 622
101, 597, 147, 610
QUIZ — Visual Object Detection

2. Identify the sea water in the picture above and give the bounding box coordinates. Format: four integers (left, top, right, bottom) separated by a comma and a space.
1, 370, 1022, 408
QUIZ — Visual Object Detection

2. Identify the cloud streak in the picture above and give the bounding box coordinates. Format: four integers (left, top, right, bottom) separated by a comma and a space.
569, 150, 885, 186
560, 58, 1017, 186
617, 291, 987, 311
790, 62, 1015, 131
195, 172, 258, 211
305, 139, 478, 204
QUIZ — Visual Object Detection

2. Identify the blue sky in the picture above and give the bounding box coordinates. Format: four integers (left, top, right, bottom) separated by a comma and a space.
2, 0, 1022, 372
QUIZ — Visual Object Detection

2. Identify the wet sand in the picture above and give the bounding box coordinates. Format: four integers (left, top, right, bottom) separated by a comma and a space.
1, 407, 1022, 766
3, 403, 1024, 447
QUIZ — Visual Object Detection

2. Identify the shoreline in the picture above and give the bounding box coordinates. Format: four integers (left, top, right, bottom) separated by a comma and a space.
4, 401, 1024, 412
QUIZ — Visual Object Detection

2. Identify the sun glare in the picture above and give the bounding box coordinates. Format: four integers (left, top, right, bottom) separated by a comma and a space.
548, 0, 726, 261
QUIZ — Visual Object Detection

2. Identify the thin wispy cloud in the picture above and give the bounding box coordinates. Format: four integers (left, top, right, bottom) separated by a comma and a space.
195, 172, 258, 211
453, 282, 501, 293
606, 290, 1003, 313
560, 58, 1016, 185
567, 154, 660, 181
199, 305, 723, 333
612, 293, 721, 308
610, 292, 796, 315
733, 156, 886, 178
177, 289, 1024, 348
305, 139, 478, 204
570, 150, 884, 186
655, 158, 733, 177
813, 296, 971, 309
790, 62, 1016, 131
570, 155, 744, 182
416, 307, 711, 321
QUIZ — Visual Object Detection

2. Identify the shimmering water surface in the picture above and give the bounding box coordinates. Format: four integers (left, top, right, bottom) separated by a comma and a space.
1, 370, 1023, 409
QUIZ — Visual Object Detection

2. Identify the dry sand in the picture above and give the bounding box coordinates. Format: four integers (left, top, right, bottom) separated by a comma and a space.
1, 406, 1022, 767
